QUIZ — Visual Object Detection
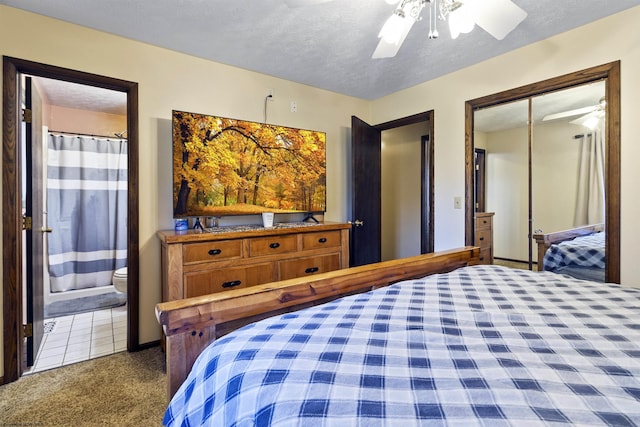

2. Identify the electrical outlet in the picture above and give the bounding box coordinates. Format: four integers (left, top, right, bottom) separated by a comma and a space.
454, 196, 462, 209
266, 89, 274, 100
290, 101, 297, 113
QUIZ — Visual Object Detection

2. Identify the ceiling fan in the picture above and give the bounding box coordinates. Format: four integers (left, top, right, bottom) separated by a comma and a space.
542, 96, 607, 129
373, 0, 527, 58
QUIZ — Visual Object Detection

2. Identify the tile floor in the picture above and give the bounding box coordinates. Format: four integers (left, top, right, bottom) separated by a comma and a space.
25, 304, 127, 374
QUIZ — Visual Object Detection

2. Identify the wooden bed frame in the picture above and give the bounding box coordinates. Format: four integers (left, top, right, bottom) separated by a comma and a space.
532, 223, 604, 271
156, 246, 479, 398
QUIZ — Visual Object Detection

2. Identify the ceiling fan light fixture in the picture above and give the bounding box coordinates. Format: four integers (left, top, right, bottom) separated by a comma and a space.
378, 10, 407, 44
448, 4, 475, 39
580, 115, 601, 130
373, 0, 526, 58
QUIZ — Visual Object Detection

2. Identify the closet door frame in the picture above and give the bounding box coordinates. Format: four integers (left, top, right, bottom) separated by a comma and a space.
464, 61, 620, 283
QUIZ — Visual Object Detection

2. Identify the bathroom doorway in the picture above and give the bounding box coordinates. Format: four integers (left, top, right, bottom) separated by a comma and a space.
25, 76, 129, 373
2, 56, 139, 384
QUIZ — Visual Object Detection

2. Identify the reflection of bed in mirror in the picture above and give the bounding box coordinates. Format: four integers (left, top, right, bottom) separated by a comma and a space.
533, 223, 605, 282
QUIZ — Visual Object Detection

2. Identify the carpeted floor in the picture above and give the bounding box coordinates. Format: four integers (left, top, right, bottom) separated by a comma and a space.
44, 291, 127, 318
0, 346, 167, 426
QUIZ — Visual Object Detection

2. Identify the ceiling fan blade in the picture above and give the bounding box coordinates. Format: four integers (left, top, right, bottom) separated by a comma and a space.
570, 109, 605, 128
542, 105, 598, 122
372, 17, 415, 59
283, 0, 333, 7
466, 0, 527, 40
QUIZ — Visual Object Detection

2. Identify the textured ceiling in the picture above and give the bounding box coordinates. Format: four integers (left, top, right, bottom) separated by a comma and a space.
3, 0, 640, 100
33, 77, 127, 116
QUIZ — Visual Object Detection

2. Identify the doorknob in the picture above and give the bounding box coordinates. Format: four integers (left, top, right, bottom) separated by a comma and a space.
348, 220, 364, 227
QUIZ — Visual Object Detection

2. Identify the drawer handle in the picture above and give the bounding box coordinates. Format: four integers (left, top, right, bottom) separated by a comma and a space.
318, 237, 327, 243
222, 280, 242, 288
479, 237, 484, 241
483, 220, 488, 224
305, 267, 319, 274
479, 257, 485, 261
208, 249, 222, 256
269, 242, 280, 249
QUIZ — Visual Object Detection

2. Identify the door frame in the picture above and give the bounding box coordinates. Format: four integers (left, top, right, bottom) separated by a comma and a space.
376, 111, 434, 256
351, 111, 434, 266
2, 56, 140, 384
474, 148, 486, 213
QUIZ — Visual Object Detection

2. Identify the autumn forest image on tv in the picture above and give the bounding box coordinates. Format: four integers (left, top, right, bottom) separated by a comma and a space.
173, 111, 327, 217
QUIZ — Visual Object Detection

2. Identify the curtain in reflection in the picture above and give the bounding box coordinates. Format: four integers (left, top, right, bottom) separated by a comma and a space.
46, 133, 128, 292
574, 127, 605, 226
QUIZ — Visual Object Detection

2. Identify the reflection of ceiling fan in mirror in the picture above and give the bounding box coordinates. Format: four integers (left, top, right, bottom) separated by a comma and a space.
542, 96, 606, 129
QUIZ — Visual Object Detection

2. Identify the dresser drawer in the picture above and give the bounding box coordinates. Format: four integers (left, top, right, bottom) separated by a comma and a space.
182, 240, 242, 264
478, 248, 492, 265
476, 215, 492, 231
476, 229, 492, 249
302, 230, 341, 250
249, 235, 297, 257
278, 254, 341, 281
184, 262, 274, 297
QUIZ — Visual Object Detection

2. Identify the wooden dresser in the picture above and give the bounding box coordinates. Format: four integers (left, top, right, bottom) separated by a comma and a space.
157, 222, 351, 302
474, 212, 494, 265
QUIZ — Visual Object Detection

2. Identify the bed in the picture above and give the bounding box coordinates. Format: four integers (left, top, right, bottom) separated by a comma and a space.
157, 246, 640, 426
533, 224, 605, 282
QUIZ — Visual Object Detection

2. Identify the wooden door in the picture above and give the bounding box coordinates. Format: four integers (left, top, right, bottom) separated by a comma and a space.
350, 116, 381, 266
23, 76, 45, 368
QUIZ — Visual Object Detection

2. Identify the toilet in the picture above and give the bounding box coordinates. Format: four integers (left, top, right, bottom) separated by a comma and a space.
112, 267, 127, 294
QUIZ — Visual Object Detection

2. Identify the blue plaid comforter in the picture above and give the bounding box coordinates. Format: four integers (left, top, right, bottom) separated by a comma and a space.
543, 232, 605, 272
164, 265, 640, 426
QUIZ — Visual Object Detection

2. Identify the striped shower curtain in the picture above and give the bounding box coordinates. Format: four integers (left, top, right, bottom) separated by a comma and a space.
47, 133, 128, 292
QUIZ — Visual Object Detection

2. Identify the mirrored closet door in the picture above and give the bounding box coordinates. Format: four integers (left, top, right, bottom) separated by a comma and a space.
465, 62, 620, 283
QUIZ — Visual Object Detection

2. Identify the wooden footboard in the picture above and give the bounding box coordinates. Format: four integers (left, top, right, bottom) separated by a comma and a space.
156, 246, 479, 399
532, 224, 604, 271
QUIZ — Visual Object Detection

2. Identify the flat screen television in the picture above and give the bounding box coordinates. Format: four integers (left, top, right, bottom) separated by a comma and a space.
172, 110, 326, 218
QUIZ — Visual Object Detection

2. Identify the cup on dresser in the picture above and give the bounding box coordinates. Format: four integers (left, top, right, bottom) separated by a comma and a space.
262, 212, 274, 228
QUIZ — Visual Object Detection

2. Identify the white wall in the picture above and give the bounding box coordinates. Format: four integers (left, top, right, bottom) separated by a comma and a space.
371, 6, 640, 286
532, 121, 585, 233
381, 123, 425, 260
485, 127, 529, 261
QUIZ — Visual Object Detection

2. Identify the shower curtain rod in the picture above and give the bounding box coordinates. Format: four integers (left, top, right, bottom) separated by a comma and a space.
48, 130, 127, 140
